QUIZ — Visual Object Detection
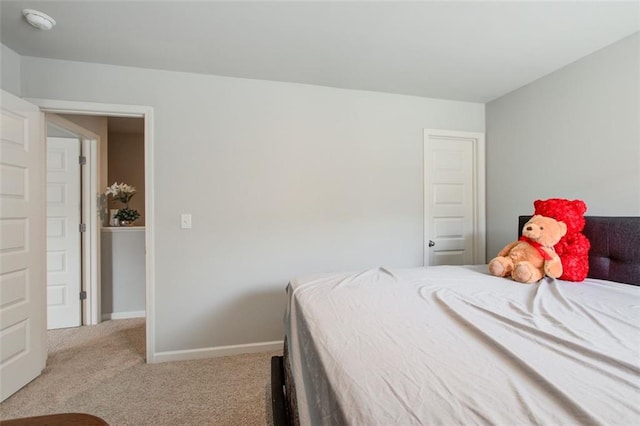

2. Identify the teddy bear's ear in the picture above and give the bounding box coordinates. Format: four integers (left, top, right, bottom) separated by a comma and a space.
572, 199, 587, 215
558, 221, 568, 237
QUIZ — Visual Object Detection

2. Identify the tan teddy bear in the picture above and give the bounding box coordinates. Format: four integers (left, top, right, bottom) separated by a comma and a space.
489, 215, 567, 283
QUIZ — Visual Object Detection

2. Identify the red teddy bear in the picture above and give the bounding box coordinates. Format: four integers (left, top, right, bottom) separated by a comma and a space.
533, 198, 590, 282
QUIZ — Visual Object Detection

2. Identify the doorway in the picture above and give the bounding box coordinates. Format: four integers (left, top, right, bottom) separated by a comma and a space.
29, 98, 155, 363
47, 113, 146, 329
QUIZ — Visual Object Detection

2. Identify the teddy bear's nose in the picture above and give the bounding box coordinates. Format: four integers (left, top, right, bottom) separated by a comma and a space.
526, 226, 533, 231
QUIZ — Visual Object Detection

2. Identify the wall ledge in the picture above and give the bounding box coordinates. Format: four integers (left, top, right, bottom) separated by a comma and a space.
102, 226, 145, 232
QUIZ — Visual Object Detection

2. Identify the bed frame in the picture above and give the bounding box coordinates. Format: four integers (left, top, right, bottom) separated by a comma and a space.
271, 215, 640, 425
271, 338, 297, 426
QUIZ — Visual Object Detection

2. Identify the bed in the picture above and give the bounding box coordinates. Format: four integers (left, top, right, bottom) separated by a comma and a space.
271, 216, 640, 425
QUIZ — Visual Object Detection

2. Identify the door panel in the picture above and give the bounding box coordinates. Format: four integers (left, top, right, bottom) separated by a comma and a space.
46, 137, 81, 329
429, 138, 473, 265
424, 130, 484, 266
0, 90, 46, 401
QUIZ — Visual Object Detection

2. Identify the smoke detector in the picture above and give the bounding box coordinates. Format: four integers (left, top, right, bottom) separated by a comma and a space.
22, 9, 56, 30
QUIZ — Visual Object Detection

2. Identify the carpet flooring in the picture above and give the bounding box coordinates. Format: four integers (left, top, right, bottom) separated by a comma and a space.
0, 319, 279, 426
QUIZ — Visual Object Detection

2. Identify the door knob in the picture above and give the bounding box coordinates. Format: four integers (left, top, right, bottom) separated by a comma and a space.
428, 240, 435, 247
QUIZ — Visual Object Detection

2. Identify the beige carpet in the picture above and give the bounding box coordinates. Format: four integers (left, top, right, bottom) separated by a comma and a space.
0, 319, 280, 426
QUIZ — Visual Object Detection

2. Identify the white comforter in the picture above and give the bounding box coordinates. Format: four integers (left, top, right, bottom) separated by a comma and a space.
285, 265, 640, 425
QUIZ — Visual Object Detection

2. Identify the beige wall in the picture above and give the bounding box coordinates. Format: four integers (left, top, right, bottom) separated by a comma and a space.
56, 115, 146, 226
107, 131, 145, 226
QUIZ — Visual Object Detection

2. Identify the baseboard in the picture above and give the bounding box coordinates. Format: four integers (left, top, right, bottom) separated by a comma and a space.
101, 310, 146, 321
153, 340, 284, 363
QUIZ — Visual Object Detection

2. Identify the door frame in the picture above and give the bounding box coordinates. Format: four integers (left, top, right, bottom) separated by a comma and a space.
46, 115, 100, 326
27, 98, 156, 363
423, 128, 486, 266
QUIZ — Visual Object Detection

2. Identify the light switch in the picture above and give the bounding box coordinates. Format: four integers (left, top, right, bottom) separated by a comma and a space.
180, 213, 192, 229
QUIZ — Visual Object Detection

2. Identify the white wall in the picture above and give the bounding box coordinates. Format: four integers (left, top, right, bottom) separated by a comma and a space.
486, 33, 640, 258
20, 56, 484, 355
1, 44, 21, 96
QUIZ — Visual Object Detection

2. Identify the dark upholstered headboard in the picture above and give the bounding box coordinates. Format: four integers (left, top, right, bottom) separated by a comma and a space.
518, 216, 640, 286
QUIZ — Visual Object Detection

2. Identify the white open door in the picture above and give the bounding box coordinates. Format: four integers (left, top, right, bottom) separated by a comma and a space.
424, 129, 485, 266
0, 90, 47, 401
46, 114, 101, 327
46, 137, 82, 329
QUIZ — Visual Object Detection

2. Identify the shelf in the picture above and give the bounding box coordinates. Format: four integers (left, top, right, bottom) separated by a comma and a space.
102, 226, 145, 233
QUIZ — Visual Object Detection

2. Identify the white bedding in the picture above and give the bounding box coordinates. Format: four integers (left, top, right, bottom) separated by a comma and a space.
285, 265, 640, 425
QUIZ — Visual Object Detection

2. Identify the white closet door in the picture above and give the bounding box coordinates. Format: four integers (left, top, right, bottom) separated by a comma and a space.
46, 137, 82, 329
424, 129, 485, 266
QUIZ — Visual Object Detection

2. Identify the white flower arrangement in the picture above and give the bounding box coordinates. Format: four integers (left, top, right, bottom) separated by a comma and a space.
105, 182, 137, 204
105, 182, 140, 224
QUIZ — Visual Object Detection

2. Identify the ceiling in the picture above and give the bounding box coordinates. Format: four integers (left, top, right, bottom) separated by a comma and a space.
1, 1, 638, 103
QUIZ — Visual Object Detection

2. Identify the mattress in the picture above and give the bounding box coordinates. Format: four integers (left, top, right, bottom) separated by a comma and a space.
284, 265, 640, 425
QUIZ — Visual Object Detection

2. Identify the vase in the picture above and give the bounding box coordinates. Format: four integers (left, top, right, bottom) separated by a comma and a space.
119, 220, 136, 227
109, 209, 119, 226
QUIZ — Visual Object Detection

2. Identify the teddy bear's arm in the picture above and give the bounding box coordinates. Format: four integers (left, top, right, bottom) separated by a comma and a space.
542, 249, 563, 278
497, 241, 519, 257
